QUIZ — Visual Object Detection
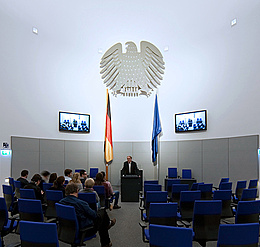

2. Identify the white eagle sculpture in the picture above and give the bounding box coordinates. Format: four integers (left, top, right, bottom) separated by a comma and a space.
100, 41, 165, 97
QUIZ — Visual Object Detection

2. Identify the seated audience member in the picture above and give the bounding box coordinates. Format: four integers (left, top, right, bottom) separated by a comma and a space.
39, 170, 51, 190
64, 168, 73, 181
59, 183, 116, 247
24, 174, 44, 203
17, 170, 29, 188
49, 176, 66, 197
79, 169, 88, 184
49, 172, 58, 183
80, 178, 100, 209
69, 172, 83, 190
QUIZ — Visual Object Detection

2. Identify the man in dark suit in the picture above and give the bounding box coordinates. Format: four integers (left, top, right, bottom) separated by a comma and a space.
122, 156, 139, 175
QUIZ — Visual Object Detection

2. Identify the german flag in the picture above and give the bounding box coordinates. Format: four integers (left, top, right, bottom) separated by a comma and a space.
104, 89, 113, 164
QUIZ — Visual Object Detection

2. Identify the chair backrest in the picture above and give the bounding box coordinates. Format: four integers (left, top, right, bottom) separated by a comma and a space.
190, 182, 204, 191
235, 200, 260, 224
235, 180, 247, 201
45, 190, 64, 218
193, 200, 222, 243
241, 188, 257, 201
20, 220, 59, 247
0, 197, 8, 230
168, 168, 177, 178
149, 203, 178, 226
198, 183, 213, 200
219, 182, 232, 190
89, 168, 99, 178
179, 191, 201, 221
166, 179, 180, 194
144, 184, 162, 195
43, 183, 53, 192
219, 178, 229, 184
213, 190, 233, 218
171, 184, 189, 203
93, 185, 105, 207
144, 180, 159, 186
149, 224, 193, 247
18, 198, 44, 222
248, 179, 258, 189
20, 188, 36, 199
8, 177, 15, 193
217, 223, 260, 247
2, 185, 15, 211
182, 169, 192, 179
14, 180, 21, 198
78, 193, 97, 211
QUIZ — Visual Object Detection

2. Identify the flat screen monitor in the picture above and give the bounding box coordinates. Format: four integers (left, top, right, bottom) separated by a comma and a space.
59, 111, 90, 133
175, 110, 207, 133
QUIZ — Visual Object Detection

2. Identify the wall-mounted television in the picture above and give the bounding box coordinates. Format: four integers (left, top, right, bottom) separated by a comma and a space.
175, 110, 207, 133
59, 111, 90, 133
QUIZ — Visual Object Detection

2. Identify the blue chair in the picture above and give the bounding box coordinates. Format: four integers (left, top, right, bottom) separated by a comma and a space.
20, 188, 36, 199
233, 180, 247, 202
0, 197, 18, 246
78, 193, 97, 211
14, 180, 21, 199
182, 169, 192, 179
213, 190, 233, 218
149, 224, 193, 247
217, 223, 260, 247
55, 203, 96, 246
42, 182, 53, 192
168, 168, 177, 178
18, 199, 44, 222
171, 184, 189, 204
144, 180, 159, 186
20, 221, 59, 246
240, 188, 257, 201
190, 182, 204, 191
89, 168, 99, 179
219, 182, 232, 190
235, 200, 260, 224
166, 179, 180, 195
248, 179, 258, 189
140, 191, 168, 221
139, 203, 179, 243
8, 177, 15, 193
198, 183, 213, 200
193, 200, 222, 247
2, 185, 15, 214
45, 190, 64, 219
140, 184, 162, 208
93, 185, 106, 208
178, 191, 201, 223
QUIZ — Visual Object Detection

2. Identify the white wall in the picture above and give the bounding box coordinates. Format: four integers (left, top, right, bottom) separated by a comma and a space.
0, 0, 260, 146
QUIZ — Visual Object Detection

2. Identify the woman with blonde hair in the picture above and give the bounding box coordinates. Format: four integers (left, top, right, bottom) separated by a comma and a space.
69, 172, 83, 190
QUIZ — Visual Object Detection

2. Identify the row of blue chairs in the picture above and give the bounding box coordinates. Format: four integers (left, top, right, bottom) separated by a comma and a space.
167, 168, 192, 179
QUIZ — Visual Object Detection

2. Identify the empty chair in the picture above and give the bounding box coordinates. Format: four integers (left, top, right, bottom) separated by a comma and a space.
219, 182, 232, 190
240, 188, 257, 201
190, 182, 204, 191
171, 184, 189, 204
18, 199, 44, 222
144, 180, 159, 186
178, 191, 201, 223
139, 203, 179, 243
42, 182, 53, 192
2, 185, 15, 214
149, 224, 193, 247
168, 168, 177, 178
140, 191, 168, 222
20, 188, 36, 199
182, 169, 192, 179
140, 184, 162, 208
213, 190, 233, 218
166, 179, 180, 195
233, 180, 247, 202
248, 179, 258, 189
217, 223, 260, 247
0, 197, 18, 246
20, 221, 59, 247
193, 200, 222, 247
78, 193, 97, 211
235, 200, 260, 224
8, 177, 15, 193
198, 183, 213, 200
89, 168, 99, 179
45, 190, 64, 219
14, 180, 21, 199
55, 203, 96, 246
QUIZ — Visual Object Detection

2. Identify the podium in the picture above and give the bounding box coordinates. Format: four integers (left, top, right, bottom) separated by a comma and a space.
121, 170, 143, 202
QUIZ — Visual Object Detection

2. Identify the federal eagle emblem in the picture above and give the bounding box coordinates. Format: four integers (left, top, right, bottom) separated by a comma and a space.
100, 41, 165, 97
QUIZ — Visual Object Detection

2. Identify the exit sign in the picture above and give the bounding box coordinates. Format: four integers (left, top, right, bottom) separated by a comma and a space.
1, 150, 12, 156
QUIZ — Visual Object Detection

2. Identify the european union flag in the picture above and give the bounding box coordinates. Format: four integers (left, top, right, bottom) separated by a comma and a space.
152, 94, 162, 163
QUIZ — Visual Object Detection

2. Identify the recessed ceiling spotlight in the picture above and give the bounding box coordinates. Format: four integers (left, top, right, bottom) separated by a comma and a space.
98, 48, 103, 54
164, 46, 169, 52
231, 18, 237, 27
32, 27, 38, 35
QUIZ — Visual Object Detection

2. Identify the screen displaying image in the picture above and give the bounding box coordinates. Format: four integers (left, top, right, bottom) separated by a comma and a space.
59, 111, 90, 133
175, 110, 207, 133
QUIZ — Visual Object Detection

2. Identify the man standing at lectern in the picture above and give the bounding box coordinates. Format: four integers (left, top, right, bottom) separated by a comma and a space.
122, 156, 139, 175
